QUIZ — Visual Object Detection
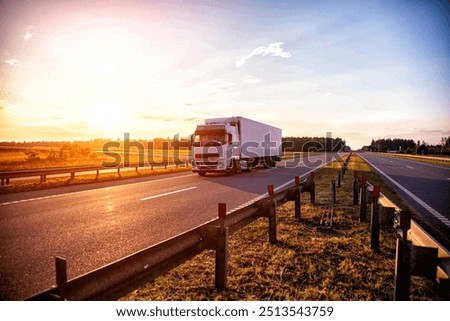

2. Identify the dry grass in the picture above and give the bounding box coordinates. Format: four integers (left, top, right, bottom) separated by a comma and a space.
0, 148, 190, 171
121, 154, 449, 301
0, 146, 191, 194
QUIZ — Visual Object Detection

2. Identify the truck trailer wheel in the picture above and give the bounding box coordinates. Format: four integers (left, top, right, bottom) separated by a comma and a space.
227, 160, 239, 175
263, 157, 277, 168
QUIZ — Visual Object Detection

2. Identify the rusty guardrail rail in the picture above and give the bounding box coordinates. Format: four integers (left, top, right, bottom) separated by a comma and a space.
26, 169, 318, 300
0, 160, 188, 186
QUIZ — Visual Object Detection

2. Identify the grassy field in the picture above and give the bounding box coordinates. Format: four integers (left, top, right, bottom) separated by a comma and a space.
121, 154, 449, 301
0, 145, 192, 194
0, 147, 314, 194
0, 145, 190, 171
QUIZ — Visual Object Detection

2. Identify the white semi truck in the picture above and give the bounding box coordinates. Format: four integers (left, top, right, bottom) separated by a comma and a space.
191, 116, 282, 176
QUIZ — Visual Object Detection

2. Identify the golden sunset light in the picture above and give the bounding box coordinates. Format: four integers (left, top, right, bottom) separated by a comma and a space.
0, 0, 449, 148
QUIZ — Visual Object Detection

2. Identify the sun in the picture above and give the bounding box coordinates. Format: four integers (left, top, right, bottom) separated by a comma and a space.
88, 100, 125, 131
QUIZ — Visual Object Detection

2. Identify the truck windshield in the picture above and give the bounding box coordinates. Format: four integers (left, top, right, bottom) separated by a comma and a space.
194, 134, 226, 145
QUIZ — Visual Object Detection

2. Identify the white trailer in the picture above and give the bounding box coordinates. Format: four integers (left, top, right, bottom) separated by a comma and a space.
191, 116, 282, 176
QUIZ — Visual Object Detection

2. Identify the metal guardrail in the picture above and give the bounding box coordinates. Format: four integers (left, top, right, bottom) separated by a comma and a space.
0, 161, 188, 186
353, 172, 450, 300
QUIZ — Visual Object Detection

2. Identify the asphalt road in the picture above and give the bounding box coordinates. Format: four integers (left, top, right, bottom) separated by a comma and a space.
358, 153, 450, 245
0, 153, 339, 300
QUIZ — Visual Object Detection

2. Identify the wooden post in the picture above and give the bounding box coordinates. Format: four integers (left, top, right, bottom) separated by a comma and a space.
267, 185, 277, 244
370, 186, 381, 252
55, 256, 68, 300
359, 176, 367, 222
294, 176, 301, 220
399, 211, 411, 241
331, 179, 336, 204
337, 170, 341, 188
310, 172, 315, 204
353, 171, 359, 205
394, 238, 411, 300
215, 203, 228, 290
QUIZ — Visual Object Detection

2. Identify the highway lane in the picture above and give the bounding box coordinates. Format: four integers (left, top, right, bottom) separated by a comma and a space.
0, 152, 341, 300
358, 153, 450, 246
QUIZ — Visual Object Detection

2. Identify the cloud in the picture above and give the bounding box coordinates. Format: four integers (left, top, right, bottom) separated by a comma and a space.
236, 42, 291, 68
4, 59, 21, 66
242, 75, 260, 84
23, 26, 34, 41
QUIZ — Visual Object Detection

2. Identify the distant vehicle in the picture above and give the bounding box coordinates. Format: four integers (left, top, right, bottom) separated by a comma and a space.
191, 116, 282, 176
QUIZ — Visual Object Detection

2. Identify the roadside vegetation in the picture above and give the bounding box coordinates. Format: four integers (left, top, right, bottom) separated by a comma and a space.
363, 137, 450, 156
0, 143, 191, 194
122, 154, 449, 301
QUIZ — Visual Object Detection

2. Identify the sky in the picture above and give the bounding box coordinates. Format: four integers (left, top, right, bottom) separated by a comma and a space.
0, 0, 449, 149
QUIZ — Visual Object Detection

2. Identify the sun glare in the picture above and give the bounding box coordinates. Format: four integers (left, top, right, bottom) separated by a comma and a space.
88, 100, 124, 130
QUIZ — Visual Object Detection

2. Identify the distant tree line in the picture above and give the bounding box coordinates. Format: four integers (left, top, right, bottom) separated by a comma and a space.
2, 136, 348, 154
363, 137, 450, 155
282, 136, 347, 152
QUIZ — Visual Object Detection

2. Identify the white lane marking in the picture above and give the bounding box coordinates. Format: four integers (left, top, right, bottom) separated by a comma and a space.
360, 154, 450, 228
140, 186, 197, 201
406, 166, 414, 169
0, 173, 197, 206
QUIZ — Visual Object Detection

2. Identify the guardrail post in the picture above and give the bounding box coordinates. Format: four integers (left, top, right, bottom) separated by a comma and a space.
353, 171, 359, 205
40, 175, 46, 183
117, 168, 121, 177
267, 185, 277, 244
70, 172, 75, 181
337, 170, 341, 188
399, 211, 411, 242
215, 203, 229, 290
359, 176, 367, 222
394, 238, 411, 301
394, 211, 439, 300
395, 211, 411, 300
310, 172, 315, 204
294, 176, 302, 221
331, 179, 336, 204
370, 186, 381, 252
55, 256, 68, 300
